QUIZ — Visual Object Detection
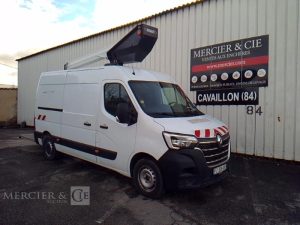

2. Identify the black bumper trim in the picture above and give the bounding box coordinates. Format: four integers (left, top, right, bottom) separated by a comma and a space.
158, 149, 229, 191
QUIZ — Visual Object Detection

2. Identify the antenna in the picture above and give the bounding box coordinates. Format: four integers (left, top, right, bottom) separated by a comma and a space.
131, 65, 135, 75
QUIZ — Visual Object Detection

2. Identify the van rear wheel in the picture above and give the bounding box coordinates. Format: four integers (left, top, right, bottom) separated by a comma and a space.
133, 158, 165, 199
42, 134, 57, 160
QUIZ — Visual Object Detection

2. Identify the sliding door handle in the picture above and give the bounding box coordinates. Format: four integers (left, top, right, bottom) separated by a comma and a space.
100, 124, 108, 129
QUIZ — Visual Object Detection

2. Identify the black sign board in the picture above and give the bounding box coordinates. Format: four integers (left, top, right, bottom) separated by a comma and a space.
190, 35, 269, 91
196, 88, 259, 105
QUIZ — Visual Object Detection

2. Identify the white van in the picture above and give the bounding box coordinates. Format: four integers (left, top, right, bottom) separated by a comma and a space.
34, 24, 230, 198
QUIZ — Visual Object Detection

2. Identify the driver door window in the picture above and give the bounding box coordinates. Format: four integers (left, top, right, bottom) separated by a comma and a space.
104, 83, 137, 125
104, 83, 131, 117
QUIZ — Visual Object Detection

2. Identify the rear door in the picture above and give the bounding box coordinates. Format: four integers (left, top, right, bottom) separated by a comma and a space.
96, 81, 137, 174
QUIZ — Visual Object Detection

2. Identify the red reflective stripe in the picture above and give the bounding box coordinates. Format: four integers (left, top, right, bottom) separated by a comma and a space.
205, 129, 210, 137
218, 127, 226, 134
195, 130, 200, 138
191, 56, 269, 73
38, 115, 41, 120
215, 128, 222, 135
223, 126, 228, 132
214, 129, 218, 135
42, 115, 46, 120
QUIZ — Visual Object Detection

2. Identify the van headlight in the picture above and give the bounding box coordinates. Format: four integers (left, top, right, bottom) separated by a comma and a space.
162, 132, 198, 150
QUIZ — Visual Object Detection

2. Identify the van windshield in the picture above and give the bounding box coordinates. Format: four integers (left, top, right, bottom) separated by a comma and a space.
128, 81, 203, 118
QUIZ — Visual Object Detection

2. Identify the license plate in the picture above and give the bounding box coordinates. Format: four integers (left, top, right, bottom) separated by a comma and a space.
213, 164, 227, 175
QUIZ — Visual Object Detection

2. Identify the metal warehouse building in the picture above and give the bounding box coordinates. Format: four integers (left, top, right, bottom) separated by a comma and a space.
17, 0, 300, 161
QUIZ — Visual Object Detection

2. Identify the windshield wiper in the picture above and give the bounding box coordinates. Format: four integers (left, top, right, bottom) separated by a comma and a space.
150, 112, 175, 117
186, 111, 201, 116
186, 104, 204, 115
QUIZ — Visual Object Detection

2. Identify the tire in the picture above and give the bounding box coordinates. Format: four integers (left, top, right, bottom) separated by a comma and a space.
42, 134, 57, 160
133, 158, 165, 199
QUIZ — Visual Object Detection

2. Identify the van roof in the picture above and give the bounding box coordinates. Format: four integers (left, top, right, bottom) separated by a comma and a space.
40, 65, 175, 84
115, 66, 174, 83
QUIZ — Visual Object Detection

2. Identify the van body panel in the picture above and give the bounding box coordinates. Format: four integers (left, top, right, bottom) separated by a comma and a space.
154, 115, 226, 136
134, 114, 167, 160
96, 119, 137, 175
66, 69, 103, 84
35, 72, 66, 138
60, 72, 100, 163
36, 84, 64, 110
39, 71, 67, 85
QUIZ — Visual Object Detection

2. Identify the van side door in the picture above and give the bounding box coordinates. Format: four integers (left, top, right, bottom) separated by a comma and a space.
60, 82, 98, 163
96, 81, 137, 174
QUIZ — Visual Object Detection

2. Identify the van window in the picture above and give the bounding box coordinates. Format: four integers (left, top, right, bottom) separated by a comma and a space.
129, 81, 203, 118
104, 83, 131, 117
161, 86, 186, 106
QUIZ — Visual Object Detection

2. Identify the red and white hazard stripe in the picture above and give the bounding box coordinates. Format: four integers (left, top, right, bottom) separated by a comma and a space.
194, 128, 215, 138
194, 126, 229, 138
214, 125, 229, 136
36, 114, 46, 121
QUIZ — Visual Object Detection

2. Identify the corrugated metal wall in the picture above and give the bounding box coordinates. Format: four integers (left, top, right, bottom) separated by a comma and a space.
18, 0, 300, 161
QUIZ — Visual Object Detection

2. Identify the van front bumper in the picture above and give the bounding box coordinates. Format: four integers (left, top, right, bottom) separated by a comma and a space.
158, 149, 229, 191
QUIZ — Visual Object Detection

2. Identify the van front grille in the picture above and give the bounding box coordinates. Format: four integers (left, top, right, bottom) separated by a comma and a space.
196, 133, 230, 168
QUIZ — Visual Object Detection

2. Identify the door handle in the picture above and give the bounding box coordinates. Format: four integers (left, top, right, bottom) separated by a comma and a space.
100, 124, 108, 129
84, 122, 91, 126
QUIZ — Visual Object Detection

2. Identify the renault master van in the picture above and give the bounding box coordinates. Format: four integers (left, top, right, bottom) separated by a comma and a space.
34, 24, 230, 198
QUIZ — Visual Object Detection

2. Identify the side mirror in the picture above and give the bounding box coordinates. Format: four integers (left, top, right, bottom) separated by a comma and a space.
116, 102, 137, 125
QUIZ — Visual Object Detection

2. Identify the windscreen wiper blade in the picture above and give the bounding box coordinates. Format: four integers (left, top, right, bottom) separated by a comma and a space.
150, 112, 175, 117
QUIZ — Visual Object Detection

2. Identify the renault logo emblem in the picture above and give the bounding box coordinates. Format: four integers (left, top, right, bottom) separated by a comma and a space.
216, 135, 222, 146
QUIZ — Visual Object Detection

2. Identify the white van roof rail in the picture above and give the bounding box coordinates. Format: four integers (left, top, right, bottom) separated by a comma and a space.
64, 24, 158, 70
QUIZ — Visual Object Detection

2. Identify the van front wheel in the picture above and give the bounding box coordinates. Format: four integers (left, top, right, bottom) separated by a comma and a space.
133, 158, 165, 199
42, 135, 57, 160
